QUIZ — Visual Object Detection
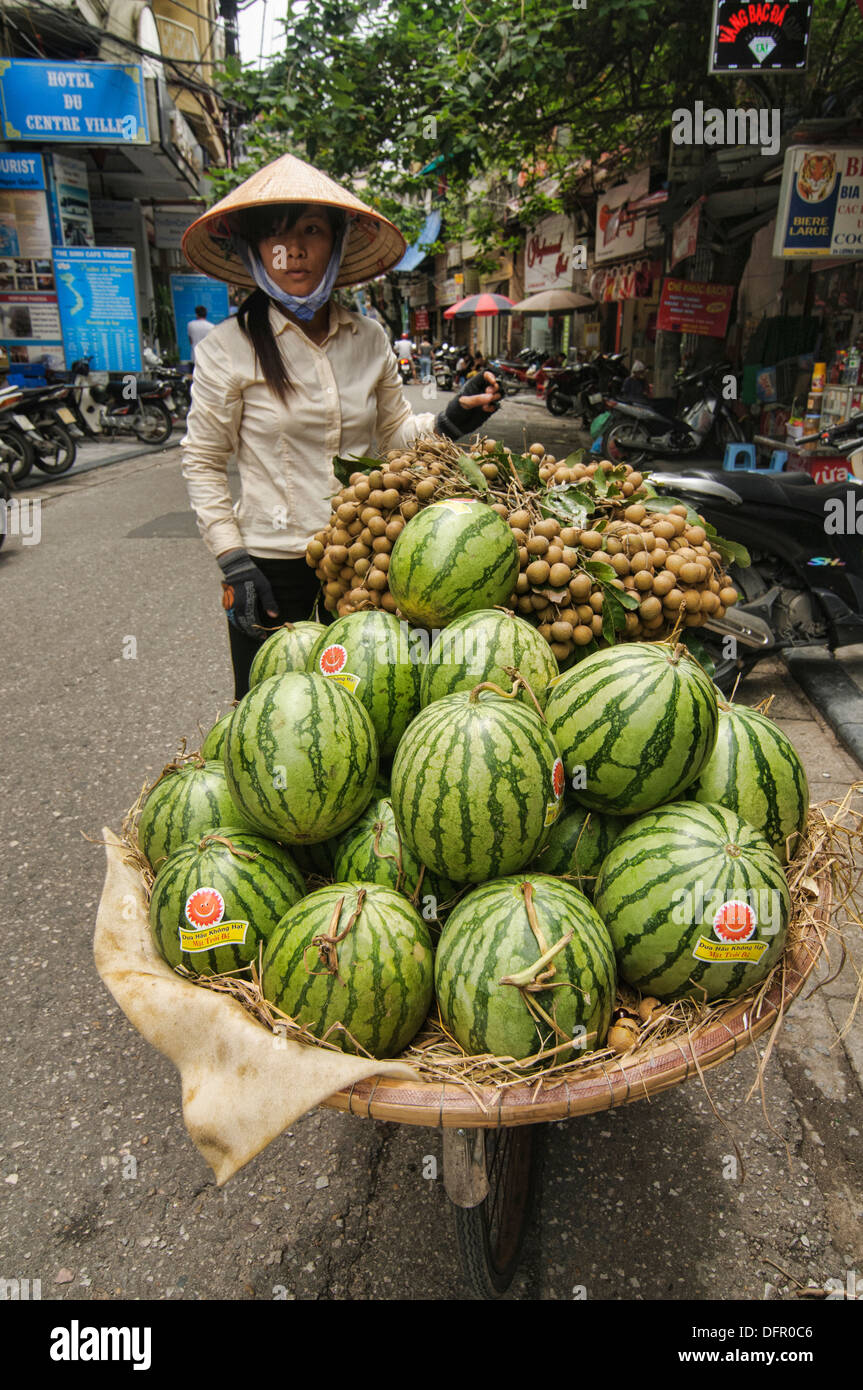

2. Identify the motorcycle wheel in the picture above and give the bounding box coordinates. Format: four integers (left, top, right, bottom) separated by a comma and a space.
33, 421, 77, 475
545, 388, 572, 416
500, 378, 521, 397
602, 420, 650, 466
132, 402, 173, 445
714, 413, 746, 447
0, 427, 35, 482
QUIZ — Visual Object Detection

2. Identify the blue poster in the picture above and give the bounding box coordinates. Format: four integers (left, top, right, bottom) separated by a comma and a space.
170, 274, 229, 356
0, 60, 149, 144
0, 153, 45, 190
53, 247, 141, 371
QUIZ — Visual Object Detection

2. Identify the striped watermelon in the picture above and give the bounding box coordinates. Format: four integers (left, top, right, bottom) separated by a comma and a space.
137, 760, 254, 871
223, 672, 379, 843
688, 705, 809, 863
200, 710, 234, 761
261, 882, 434, 1057
390, 689, 565, 883
332, 795, 461, 921
388, 499, 519, 629
530, 806, 626, 899
435, 875, 617, 1060
594, 801, 790, 1002
419, 608, 559, 710
308, 611, 421, 759
545, 641, 718, 815
249, 621, 328, 688
149, 827, 305, 976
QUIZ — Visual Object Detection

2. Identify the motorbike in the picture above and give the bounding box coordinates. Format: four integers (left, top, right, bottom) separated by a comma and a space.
601, 362, 745, 464
490, 349, 545, 396
433, 351, 453, 391
397, 353, 415, 385
650, 416, 863, 693
15, 383, 78, 476
0, 381, 38, 482
45, 357, 174, 445
0, 465, 9, 550
545, 352, 628, 424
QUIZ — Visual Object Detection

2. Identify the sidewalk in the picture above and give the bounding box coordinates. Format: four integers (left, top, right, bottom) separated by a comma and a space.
14, 433, 179, 491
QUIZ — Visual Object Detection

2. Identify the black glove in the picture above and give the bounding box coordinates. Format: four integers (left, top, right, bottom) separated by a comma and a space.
435, 371, 502, 440
218, 549, 278, 638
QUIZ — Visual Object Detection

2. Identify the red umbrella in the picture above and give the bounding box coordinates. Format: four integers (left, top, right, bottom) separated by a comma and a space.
443, 293, 515, 318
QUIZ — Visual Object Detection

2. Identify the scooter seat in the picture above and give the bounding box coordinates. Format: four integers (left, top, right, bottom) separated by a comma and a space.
673, 467, 852, 514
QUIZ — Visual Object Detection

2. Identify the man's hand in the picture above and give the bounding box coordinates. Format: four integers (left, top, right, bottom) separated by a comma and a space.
217, 549, 278, 638
435, 370, 502, 440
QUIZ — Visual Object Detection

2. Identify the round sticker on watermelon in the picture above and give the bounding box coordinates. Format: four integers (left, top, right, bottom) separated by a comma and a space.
319, 644, 347, 675
544, 757, 565, 826
713, 900, 756, 943
185, 887, 225, 928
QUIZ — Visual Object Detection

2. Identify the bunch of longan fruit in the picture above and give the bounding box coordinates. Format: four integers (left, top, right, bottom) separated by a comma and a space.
306, 436, 738, 657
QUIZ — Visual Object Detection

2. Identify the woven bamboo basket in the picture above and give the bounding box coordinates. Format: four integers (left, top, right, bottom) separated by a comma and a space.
318, 872, 830, 1129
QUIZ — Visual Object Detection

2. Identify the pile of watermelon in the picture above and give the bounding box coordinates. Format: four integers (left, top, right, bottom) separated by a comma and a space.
137, 493, 809, 1068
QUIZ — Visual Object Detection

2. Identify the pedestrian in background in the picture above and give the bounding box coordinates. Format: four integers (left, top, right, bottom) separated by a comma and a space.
418, 335, 433, 382
187, 305, 215, 364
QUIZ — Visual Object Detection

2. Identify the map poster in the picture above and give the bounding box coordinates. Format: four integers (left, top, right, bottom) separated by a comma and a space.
53, 246, 141, 371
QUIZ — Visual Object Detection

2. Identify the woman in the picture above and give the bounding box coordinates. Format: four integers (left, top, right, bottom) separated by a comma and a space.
180, 153, 501, 699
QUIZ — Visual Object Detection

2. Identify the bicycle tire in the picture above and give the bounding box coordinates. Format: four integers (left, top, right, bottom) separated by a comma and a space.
453, 1125, 544, 1299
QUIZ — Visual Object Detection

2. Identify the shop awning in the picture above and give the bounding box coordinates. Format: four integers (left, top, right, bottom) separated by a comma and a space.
392, 210, 442, 272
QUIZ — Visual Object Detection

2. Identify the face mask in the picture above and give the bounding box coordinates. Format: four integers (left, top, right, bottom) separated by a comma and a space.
235, 213, 354, 322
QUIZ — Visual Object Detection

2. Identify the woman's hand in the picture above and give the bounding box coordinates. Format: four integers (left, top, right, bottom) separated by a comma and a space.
218, 549, 279, 637
458, 370, 501, 414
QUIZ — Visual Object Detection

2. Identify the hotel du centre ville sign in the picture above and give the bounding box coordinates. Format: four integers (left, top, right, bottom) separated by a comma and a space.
0, 60, 150, 143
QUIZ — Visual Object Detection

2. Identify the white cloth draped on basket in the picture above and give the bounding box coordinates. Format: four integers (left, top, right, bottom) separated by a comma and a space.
93, 831, 419, 1184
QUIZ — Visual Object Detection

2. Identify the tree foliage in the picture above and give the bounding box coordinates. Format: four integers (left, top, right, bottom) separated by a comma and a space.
212, 0, 863, 256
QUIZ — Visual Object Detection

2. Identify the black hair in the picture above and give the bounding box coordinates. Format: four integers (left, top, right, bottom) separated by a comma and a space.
229, 203, 348, 402
194, 305, 207, 316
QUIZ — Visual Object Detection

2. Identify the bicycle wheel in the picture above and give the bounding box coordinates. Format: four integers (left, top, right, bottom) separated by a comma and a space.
33, 420, 77, 475
451, 1125, 543, 1299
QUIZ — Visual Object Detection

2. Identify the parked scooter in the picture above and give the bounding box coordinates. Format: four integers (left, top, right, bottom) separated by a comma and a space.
46, 357, 174, 445
0, 381, 38, 482
0, 465, 9, 550
490, 348, 545, 396
15, 383, 77, 475
546, 352, 628, 424
650, 421, 863, 692
602, 362, 745, 464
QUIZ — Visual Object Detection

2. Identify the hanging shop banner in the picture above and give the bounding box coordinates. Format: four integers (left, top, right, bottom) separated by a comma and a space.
0, 60, 149, 143
589, 259, 661, 303
525, 214, 576, 293
671, 199, 703, 269
594, 169, 649, 264
53, 247, 142, 371
656, 279, 735, 337
0, 153, 45, 191
170, 274, 229, 353
709, 2, 812, 75
48, 154, 95, 249
773, 147, 863, 258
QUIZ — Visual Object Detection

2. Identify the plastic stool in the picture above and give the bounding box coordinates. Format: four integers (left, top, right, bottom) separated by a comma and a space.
722, 443, 758, 471
768, 450, 788, 471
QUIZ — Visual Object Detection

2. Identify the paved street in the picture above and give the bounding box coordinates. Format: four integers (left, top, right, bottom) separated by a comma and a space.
1, 392, 861, 1302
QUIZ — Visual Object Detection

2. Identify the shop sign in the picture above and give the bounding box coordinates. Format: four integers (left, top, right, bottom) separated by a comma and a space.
773, 147, 863, 258
53, 247, 142, 371
525, 213, 575, 293
414, 308, 429, 331
589, 259, 659, 303
671, 199, 703, 269
709, 2, 812, 75
0, 154, 45, 191
657, 278, 734, 337
154, 206, 199, 250
0, 60, 149, 143
594, 169, 649, 264
170, 274, 229, 356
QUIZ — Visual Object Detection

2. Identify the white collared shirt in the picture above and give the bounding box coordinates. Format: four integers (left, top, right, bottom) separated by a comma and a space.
180, 299, 438, 560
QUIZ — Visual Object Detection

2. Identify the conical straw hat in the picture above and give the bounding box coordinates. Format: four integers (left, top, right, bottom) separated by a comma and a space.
182, 152, 407, 289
